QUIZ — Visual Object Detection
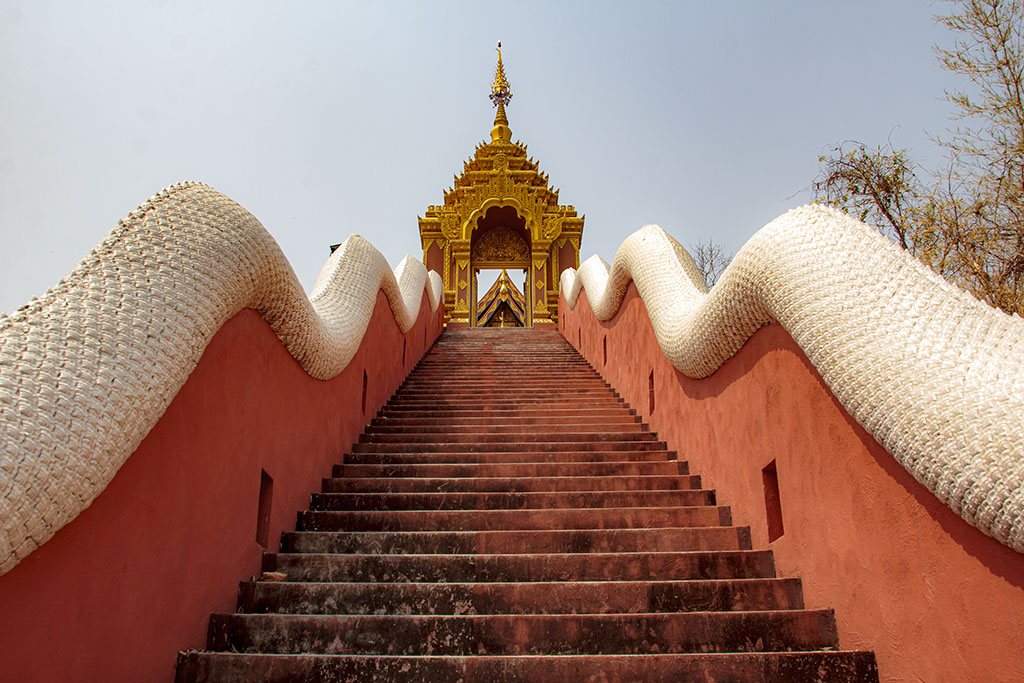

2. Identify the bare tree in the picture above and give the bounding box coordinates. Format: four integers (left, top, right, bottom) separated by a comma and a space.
689, 239, 732, 288
812, 138, 920, 250
812, 0, 1024, 315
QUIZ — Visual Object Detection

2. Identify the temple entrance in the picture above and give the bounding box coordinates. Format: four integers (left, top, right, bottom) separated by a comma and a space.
417, 56, 584, 328
469, 206, 532, 327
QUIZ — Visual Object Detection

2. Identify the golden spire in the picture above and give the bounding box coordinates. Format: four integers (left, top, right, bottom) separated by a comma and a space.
489, 41, 512, 144
490, 41, 512, 107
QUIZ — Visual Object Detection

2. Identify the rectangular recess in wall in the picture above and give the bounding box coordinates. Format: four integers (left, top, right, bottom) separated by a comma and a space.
361, 369, 368, 415
402, 338, 407, 367
602, 336, 607, 366
648, 370, 655, 415
256, 469, 273, 548
762, 460, 785, 542
578, 328, 582, 349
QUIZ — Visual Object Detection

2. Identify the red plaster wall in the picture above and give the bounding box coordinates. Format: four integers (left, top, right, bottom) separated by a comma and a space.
426, 242, 443, 280
0, 290, 442, 683
561, 284, 1024, 683
558, 240, 577, 276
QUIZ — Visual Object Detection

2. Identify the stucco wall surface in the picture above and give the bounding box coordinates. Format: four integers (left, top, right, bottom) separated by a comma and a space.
0, 292, 441, 683
561, 285, 1024, 683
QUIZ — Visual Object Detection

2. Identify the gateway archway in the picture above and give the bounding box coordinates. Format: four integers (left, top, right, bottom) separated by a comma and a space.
470, 206, 532, 327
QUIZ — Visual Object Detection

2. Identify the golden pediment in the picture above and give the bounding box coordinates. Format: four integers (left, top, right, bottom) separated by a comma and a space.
472, 226, 531, 263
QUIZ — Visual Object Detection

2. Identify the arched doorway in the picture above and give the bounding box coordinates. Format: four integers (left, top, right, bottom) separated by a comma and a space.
469, 205, 532, 327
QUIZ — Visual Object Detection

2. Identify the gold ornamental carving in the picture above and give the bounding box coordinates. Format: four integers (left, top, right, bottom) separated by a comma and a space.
472, 227, 531, 263
441, 215, 460, 241
543, 216, 563, 241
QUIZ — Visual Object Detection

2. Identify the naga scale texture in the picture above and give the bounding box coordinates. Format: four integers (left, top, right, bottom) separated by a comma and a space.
0, 182, 442, 575
562, 206, 1024, 554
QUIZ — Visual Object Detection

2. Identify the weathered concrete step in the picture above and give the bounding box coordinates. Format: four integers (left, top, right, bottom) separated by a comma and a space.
370, 414, 642, 427
394, 387, 614, 397
308, 489, 715, 512
408, 360, 591, 366
266, 550, 771, 583
400, 379, 604, 388
378, 407, 636, 419
403, 370, 603, 377
205, 609, 836, 655
322, 474, 700, 493
238, 577, 802, 615
387, 389, 618, 401
176, 651, 880, 683
412, 369, 599, 376
412, 370, 596, 376
342, 450, 675, 466
336, 460, 689, 479
298, 504, 731, 533
419, 352, 583, 357
281, 526, 749, 555
405, 366, 593, 370
391, 394, 617, 404
358, 431, 657, 445
364, 422, 647, 435
421, 345, 582, 350
350, 440, 668, 454
382, 401, 628, 412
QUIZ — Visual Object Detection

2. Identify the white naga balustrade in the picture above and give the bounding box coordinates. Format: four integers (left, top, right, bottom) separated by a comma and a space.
0, 182, 443, 575
562, 208, 1024, 555
1, 186, 1022, 579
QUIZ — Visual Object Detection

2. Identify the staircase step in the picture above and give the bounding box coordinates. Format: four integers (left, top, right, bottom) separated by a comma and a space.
308, 489, 715, 511
364, 422, 647, 434
321, 474, 701, 493
359, 430, 656, 444
263, 550, 771, 582
371, 415, 642, 427
280, 526, 750, 554
237, 577, 801, 615
349, 441, 668, 455
298, 505, 731, 532
399, 379, 606, 389
372, 413, 641, 426
343, 450, 675, 466
378, 407, 636, 419
177, 651, 880, 683
397, 388, 610, 396
386, 394, 623, 403
205, 610, 839, 655
335, 460, 689, 479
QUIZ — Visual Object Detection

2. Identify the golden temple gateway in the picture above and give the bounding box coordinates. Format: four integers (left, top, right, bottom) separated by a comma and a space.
419, 44, 584, 328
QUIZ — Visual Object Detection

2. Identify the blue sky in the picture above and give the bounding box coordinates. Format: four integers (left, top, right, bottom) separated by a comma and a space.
1, 1, 953, 315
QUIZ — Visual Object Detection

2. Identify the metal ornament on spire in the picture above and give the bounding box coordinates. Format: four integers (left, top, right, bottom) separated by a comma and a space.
489, 41, 512, 108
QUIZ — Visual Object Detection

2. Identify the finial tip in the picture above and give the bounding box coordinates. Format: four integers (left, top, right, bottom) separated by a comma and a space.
489, 41, 512, 109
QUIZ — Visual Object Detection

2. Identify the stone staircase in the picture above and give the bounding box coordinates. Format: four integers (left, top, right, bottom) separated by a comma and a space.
176, 328, 878, 682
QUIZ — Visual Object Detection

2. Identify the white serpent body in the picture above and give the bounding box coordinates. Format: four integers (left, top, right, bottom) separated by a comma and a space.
0, 182, 442, 575
562, 206, 1024, 553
